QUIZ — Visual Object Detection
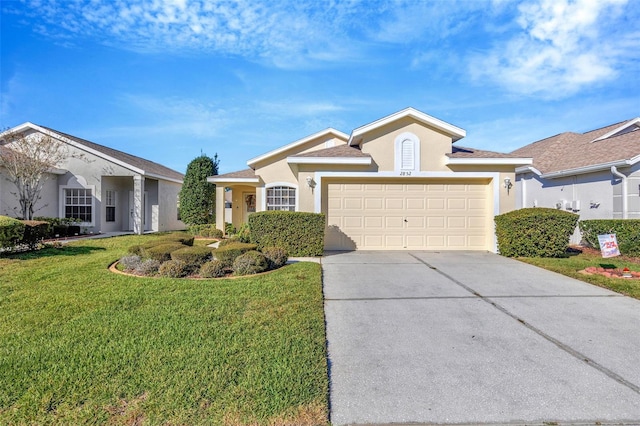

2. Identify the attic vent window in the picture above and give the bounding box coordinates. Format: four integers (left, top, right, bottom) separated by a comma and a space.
394, 132, 421, 173
401, 139, 414, 169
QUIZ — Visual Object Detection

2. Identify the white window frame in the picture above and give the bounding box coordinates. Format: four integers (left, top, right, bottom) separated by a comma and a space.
263, 183, 298, 212
394, 132, 421, 173
59, 185, 96, 226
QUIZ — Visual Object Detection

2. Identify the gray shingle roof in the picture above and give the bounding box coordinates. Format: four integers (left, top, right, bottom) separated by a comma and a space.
214, 168, 257, 179
40, 125, 184, 182
289, 144, 371, 158
511, 119, 639, 174
448, 145, 525, 159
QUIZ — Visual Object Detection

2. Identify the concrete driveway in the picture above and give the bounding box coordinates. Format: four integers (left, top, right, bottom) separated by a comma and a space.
323, 251, 640, 425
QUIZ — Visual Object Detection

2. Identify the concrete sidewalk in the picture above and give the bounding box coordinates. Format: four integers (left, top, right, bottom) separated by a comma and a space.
323, 251, 640, 425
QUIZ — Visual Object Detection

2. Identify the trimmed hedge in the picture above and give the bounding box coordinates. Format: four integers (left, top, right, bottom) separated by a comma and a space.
161, 232, 195, 246
233, 250, 268, 276
170, 246, 213, 266
188, 224, 223, 239
495, 208, 578, 258
144, 243, 187, 262
214, 242, 257, 267
22, 220, 50, 249
579, 219, 640, 256
248, 211, 325, 256
0, 216, 26, 250
158, 260, 191, 278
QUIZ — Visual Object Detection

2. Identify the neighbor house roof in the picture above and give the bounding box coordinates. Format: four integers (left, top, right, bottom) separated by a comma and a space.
3, 122, 184, 183
512, 117, 640, 178
446, 146, 533, 166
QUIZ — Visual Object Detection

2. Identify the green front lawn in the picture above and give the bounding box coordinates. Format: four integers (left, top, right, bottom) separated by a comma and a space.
517, 248, 640, 299
0, 235, 328, 425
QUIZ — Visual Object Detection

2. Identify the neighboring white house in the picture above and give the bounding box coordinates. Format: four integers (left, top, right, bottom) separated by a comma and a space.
0, 123, 185, 234
512, 117, 640, 243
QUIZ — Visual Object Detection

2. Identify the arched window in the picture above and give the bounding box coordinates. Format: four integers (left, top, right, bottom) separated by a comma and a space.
401, 138, 415, 170
266, 186, 296, 211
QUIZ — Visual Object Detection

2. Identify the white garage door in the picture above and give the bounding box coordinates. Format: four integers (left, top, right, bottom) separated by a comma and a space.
325, 179, 492, 250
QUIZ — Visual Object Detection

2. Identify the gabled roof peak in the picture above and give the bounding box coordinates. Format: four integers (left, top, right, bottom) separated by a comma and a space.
348, 107, 466, 145
591, 117, 640, 143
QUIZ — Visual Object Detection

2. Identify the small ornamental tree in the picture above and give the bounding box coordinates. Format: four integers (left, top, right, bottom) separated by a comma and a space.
178, 154, 219, 225
0, 129, 74, 219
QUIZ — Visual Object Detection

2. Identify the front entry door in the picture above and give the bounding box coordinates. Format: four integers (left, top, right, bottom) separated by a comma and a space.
243, 192, 256, 224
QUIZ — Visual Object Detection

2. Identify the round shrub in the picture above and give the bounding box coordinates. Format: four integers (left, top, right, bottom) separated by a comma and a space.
217, 237, 239, 247
495, 208, 579, 258
128, 245, 144, 256
144, 243, 186, 262
119, 255, 142, 272
199, 260, 227, 278
171, 246, 213, 267
158, 259, 191, 278
214, 242, 257, 267
188, 224, 224, 239
261, 246, 288, 270
135, 259, 161, 276
233, 250, 268, 276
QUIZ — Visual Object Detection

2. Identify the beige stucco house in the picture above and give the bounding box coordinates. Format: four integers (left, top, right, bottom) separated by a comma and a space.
210, 108, 532, 251
0, 123, 185, 234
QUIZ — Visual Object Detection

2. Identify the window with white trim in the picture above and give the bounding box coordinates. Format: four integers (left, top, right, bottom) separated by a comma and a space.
266, 186, 296, 211
64, 188, 93, 222
105, 190, 116, 222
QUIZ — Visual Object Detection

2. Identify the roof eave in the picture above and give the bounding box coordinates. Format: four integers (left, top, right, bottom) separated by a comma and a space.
540, 158, 639, 179
445, 158, 533, 166
208, 177, 260, 184
247, 128, 349, 167
287, 156, 372, 165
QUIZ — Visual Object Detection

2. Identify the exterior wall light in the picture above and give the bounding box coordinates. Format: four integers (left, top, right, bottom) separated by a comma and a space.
504, 177, 512, 194
306, 176, 316, 188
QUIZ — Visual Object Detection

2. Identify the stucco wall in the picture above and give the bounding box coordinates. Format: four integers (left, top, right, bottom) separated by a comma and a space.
357, 118, 452, 172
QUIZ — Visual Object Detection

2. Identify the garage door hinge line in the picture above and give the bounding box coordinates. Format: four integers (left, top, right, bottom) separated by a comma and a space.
408, 253, 640, 396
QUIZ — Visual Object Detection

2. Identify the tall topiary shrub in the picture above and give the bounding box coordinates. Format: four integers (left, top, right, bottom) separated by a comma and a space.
579, 219, 640, 256
248, 211, 325, 256
494, 208, 578, 258
178, 154, 219, 225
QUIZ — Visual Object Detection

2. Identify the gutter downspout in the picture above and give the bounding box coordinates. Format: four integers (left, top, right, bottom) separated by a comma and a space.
611, 166, 628, 219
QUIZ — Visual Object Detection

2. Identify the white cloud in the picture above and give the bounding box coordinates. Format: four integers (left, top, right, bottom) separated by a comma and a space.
470, 0, 634, 99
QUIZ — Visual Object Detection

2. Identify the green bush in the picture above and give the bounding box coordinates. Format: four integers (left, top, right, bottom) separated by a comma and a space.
0, 216, 25, 250
495, 208, 578, 258
188, 224, 223, 238
52, 225, 69, 237
218, 237, 239, 247
249, 211, 325, 256
235, 222, 251, 243
161, 232, 195, 246
261, 246, 288, 270
144, 243, 187, 262
21, 220, 50, 249
225, 222, 236, 235
214, 242, 257, 267
158, 259, 191, 278
233, 250, 268, 276
199, 260, 227, 278
579, 219, 640, 256
128, 245, 144, 256
171, 246, 213, 266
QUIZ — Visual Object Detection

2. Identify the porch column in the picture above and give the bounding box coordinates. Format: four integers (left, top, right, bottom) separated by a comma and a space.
216, 187, 225, 234
133, 175, 145, 235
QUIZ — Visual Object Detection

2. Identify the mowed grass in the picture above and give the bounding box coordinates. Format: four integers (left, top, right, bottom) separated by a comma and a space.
0, 235, 328, 425
517, 248, 640, 299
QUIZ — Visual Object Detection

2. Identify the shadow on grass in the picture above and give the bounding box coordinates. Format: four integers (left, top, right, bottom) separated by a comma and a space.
2, 245, 106, 260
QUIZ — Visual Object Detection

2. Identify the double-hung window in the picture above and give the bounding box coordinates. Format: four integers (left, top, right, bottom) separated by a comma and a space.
64, 188, 92, 223
105, 190, 116, 222
266, 186, 296, 211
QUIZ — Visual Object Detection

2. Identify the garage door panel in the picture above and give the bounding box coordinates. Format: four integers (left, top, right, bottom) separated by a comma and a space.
326, 180, 490, 250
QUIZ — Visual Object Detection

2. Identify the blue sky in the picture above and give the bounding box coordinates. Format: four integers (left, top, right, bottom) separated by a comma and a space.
1, 0, 639, 175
